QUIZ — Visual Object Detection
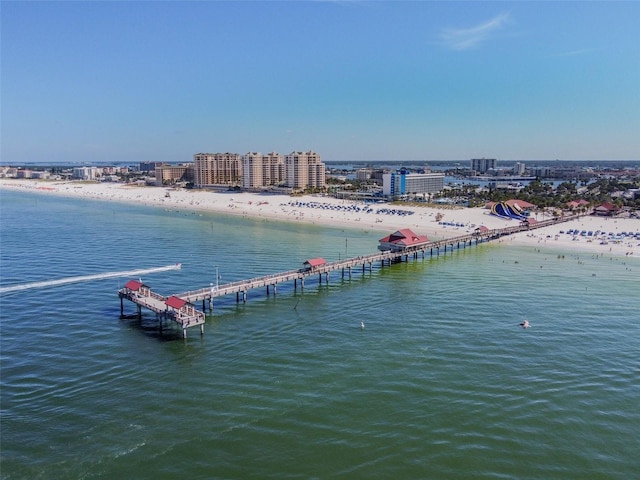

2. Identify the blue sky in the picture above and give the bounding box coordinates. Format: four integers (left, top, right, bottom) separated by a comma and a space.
2, 1, 639, 163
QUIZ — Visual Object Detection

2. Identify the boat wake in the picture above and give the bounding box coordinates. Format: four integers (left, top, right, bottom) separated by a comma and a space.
0, 264, 181, 295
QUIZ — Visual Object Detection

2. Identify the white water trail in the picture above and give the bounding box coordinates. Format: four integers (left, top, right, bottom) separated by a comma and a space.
0, 264, 181, 295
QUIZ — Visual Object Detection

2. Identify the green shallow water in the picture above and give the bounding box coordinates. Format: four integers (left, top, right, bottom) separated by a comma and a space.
1, 190, 639, 479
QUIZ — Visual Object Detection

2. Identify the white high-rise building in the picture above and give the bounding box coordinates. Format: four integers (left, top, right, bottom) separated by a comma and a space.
470, 158, 497, 174
513, 162, 526, 175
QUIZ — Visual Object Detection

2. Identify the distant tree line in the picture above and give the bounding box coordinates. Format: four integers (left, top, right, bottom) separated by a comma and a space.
464, 177, 640, 209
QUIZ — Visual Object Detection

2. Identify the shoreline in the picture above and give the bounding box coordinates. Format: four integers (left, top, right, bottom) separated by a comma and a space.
2, 179, 639, 258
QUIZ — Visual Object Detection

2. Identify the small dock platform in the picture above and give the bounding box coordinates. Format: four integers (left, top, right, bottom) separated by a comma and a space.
118, 279, 205, 337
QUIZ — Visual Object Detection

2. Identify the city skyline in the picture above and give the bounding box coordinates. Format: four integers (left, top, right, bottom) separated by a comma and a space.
2, 1, 639, 164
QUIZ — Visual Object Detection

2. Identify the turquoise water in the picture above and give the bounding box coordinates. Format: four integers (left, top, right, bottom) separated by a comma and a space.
1, 190, 639, 479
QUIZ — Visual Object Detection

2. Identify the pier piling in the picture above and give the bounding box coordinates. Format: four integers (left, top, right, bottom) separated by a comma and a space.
118, 215, 578, 340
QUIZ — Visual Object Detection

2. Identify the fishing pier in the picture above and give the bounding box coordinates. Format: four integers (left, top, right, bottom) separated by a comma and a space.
119, 215, 572, 338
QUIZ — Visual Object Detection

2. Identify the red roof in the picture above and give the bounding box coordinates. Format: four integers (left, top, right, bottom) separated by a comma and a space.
379, 229, 429, 247
165, 296, 187, 309
567, 199, 590, 208
597, 202, 616, 211
304, 258, 327, 268
124, 279, 143, 291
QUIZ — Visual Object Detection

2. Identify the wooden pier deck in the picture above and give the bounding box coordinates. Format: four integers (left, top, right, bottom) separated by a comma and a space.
118, 280, 205, 338
118, 214, 574, 338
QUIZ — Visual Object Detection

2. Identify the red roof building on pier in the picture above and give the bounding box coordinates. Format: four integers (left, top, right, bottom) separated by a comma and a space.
165, 296, 187, 310
123, 279, 150, 296
378, 229, 429, 252
303, 258, 327, 271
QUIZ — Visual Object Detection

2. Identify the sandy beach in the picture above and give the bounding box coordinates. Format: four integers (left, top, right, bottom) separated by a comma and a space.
2, 179, 639, 258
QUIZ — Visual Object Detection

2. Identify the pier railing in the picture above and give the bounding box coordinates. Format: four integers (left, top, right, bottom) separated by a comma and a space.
119, 213, 580, 337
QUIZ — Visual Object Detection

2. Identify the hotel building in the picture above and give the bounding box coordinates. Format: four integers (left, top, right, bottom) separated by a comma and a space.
193, 153, 242, 187
382, 171, 445, 197
241, 152, 286, 188
285, 151, 325, 189
194, 150, 324, 190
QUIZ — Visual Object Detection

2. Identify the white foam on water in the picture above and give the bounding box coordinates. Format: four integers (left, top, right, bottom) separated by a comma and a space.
0, 264, 181, 294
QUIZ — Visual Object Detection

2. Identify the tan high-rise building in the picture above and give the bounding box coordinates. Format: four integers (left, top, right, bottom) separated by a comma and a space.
285, 151, 325, 189
193, 153, 242, 187
242, 152, 285, 188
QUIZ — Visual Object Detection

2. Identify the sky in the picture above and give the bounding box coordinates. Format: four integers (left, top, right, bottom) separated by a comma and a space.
2, 1, 639, 164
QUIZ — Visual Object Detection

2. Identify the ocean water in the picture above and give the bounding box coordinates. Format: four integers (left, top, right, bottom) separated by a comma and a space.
1, 189, 639, 480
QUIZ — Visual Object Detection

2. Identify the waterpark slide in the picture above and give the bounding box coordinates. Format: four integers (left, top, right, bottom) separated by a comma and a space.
491, 201, 527, 220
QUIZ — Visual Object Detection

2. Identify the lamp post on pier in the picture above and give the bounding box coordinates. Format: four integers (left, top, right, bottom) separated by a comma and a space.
208, 266, 220, 313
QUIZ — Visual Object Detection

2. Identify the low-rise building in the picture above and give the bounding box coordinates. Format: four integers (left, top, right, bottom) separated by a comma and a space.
593, 202, 619, 216
156, 164, 194, 185
378, 229, 430, 252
